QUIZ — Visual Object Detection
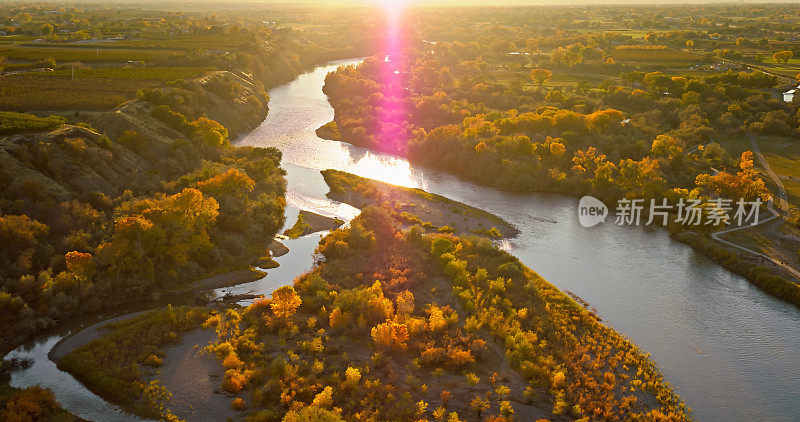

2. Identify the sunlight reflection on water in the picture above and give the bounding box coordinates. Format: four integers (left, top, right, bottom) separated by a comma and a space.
238, 59, 800, 422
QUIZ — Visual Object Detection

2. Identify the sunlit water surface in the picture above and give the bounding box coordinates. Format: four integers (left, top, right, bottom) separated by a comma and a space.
237, 59, 800, 422
5, 59, 800, 422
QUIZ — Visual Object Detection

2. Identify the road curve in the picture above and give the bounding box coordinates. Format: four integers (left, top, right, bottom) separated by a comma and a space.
710, 134, 800, 280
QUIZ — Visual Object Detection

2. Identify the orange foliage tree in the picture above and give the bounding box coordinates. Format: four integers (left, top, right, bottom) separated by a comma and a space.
270, 285, 302, 320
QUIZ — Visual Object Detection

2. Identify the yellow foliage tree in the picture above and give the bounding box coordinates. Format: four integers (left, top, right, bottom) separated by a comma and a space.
371, 321, 409, 350
271, 286, 302, 320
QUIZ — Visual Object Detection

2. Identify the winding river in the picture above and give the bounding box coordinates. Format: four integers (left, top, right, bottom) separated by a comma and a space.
6, 59, 800, 421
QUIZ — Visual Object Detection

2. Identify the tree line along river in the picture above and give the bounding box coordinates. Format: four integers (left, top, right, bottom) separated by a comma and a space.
6, 59, 800, 422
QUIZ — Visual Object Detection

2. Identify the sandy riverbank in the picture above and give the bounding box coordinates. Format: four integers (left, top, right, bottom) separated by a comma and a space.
322, 169, 519, 238
180, 268, 267, 293
150, 328, 240, 421
49, 311, 150, 363
284, 210, 344, 238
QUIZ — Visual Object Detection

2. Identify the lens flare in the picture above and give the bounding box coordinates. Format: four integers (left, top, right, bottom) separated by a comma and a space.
377, 0, 407, 156
378, 0, 406, 15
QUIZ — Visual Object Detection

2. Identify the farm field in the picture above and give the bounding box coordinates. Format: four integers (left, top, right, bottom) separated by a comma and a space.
724, 135, 800, 208
755, 136, 800, 209
0, 111, 65, 134
0, 67, 209, 110
611, 46, 700, 62
0, 45, 178, 63
758, 58, 800, 77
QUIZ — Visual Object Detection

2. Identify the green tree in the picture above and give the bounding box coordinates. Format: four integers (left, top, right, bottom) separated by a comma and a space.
191, 117, 229, 147
97, 188, 219, 283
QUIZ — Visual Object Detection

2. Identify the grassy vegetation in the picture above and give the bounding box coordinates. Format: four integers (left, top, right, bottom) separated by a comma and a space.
752, 136, 800, 208
322, 169, 516, 238
0, 111, 65, 134
0, 68, 208, 111
0, 383, 76, 421
201, 207, 688, 420
102, 32, 258, 51
58, 306, 209, 419
47, 67, 209, 80
611, 46, 699, 62
755, 58, 800, 77
0, 46, 177, 63
284, 212, 311, 238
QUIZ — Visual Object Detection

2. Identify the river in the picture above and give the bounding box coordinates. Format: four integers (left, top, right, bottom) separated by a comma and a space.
234, 59, 800, 421
5, 59, 800, 421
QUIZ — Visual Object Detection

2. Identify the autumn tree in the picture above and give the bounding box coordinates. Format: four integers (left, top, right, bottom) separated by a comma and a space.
773, 51, 793, 64
283, 406, 344, 422
0, 214, 49, 277
97, 188, 219, 285
197, 168, 255, 198
343, 367, 361, 390
585, 109, 625, 132
312, 386, 334, 408
191, 117, 229, 147
371, 321, 409, 351
270, 285, 302, 320
440, 390, 452, 408
427, 305, 448, 331
650, 134, 685, 159
470, 395, 490, 417
695, 151, 768, 201
395, 290, 415, 316
530, 68, 553, 86
65, 251, 95, 279
0, 386, 62, 421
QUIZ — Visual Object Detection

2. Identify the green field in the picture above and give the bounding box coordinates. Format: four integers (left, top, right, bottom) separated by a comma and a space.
724, 136, 800, 208
611, 47, 700, 63
0, 45, 179, 63
755, 136, 800, 208
759, 58, 800, 77
47, 67, 208, 80
100, 32, 256, 50
0, 67, 207, 111
0, 111, 65, 134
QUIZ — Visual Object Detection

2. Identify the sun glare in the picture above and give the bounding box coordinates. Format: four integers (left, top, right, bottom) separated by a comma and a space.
378, 0, 406, 15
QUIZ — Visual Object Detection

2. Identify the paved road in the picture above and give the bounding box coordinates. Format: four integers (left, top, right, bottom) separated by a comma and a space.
748, 132, 789, 214
710, 134, 800, 280
685, 139, 714, 156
